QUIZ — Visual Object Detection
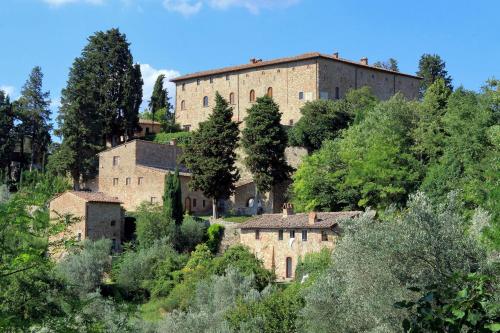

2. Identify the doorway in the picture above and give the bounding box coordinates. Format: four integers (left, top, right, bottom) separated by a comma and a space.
286, 257, 292, 279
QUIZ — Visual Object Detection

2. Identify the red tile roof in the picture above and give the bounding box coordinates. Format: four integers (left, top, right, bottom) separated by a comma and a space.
171, 52, 422, 82
69, 191, 122, 204
239, 211, 362, 230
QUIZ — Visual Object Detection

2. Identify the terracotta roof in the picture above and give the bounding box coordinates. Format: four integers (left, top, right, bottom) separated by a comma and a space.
239, 211, 362, 230
138, 119, 161, 125
69, 191, 122, 204
171, 52, 422, 82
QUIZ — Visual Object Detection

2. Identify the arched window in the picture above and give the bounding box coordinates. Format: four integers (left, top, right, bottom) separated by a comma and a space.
229, 92, 235, 105
181, 100, 186, 110
267, 87, 273, 98
249, 89, 255, 102
246, 197, 255, 208
203, 96, 209, 107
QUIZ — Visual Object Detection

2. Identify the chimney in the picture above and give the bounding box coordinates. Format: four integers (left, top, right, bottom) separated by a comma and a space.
282, 203, 294, 217
250, 58, 262, 64
332, 52, 339, 59
308, 212, 317, 225
360, 57, 368, 65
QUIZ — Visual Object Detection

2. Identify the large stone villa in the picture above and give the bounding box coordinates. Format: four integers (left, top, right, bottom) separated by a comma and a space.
171, 51, 421, 130
50, 51, 419, 271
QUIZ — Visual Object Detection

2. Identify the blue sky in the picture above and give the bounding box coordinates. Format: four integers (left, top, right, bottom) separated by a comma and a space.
1, 0, 499, 123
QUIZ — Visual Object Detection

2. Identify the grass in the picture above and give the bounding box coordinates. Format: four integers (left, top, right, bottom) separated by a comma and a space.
140, 297, 168, 322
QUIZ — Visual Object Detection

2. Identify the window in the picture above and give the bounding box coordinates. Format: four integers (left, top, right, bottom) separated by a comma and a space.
255, 230, 260, 240
321, 230, 328, 241
113, 178, 119, 186
289, 119, 294, 126
112, 156, 120, 166
197, 79, 200, 85
226, 74, 230, 81
145, 127, 150, 135
182, 83, 185, 91
229, 92, 235, 105
278, 229, 283, 240
181, 100, 186, 110
183, 125, 191, 132
335, 87, 340, 100
112, 238, 117, 251
298, 91, 304, 100
202, 200, 206, 208
249, 89, 255, 102
193, 198, 197, 207
286, 257, 292, 278
138, 177, 144, 185
290, 230, 295, 238
302, 230, 308, 241
203, 96, 209, 107
210, 77, 213, 83
151, 197, 157, 204
110, 220, 116, 226
246, 197, 255, 208
77, 232, 82, 242
267, 87, 273, 98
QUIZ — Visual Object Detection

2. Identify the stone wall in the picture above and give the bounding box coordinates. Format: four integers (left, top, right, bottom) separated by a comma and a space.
240, 227, 337, 281
86, 202, 123, 250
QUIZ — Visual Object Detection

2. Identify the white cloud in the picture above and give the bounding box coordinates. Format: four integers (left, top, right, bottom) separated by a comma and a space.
163, 0, 298, 15
0, 85, 15, 99
43, 0, 105, 7
139, 64, 180, 109
163, 0, 203, 16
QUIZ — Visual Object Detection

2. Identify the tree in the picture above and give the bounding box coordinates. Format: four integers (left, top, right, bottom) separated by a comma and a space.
417, 54, 453, 96
162, 169, 183, 225
149, 74, 167, 123
241, 95, 292, 214
288, 99, 353, 153
373, 58, 399, 72
16, 66, 52, 171
57, 28, 143, 188
181, 92, 240, 218
135, 203, 175, 248
0, 91, 15, 178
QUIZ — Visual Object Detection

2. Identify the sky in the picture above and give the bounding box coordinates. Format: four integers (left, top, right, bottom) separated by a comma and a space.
1, 0, 499, 129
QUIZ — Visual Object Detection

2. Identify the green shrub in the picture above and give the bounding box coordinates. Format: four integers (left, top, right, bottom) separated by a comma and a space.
179, 215, 208, 253
146, 131, 192, 146
206, 223, 224, 253
135, 203, 176, 248
294, 248, 332, 282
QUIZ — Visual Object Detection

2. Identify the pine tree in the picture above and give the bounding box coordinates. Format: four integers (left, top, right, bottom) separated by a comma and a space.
181, 92, 240, 218
17, 66, 52, 171
417, 54, 453, 96
0, 91, 15, 177
373, 58, 399, 72
149, 74, 166, 123
241, 95, 292, 213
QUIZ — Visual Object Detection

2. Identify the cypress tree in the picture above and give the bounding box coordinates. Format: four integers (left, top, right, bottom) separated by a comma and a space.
149, 74, 166, 123
0, 91, 15, 177
162, 168, 183, 225
241, 95, 292, 214
181, 92, 240, 218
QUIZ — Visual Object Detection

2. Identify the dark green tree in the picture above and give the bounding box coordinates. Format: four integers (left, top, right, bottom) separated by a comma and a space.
181, 92, 240, 218
417, 54, 453, 96
289, 99, 353, 153
149, 74, 167, 123
0, 91, 15, 178
16, 66, 52, 171
373, 58, 399, 72
242, 95, 292, 213
162, 168, 183, 225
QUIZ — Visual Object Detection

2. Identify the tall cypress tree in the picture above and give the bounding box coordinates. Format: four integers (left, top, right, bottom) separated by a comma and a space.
149, 74, 166, 123
241, 95, 292, 214
181, 92, 240, 218
162, 168, 183, 225
0, 91, 15, 178
17, 66, 52, 171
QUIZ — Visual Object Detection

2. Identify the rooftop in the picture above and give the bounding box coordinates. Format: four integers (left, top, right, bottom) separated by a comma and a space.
239, 211, 362, 230
138, 118, 161, 125
68, 191, 122, 204
171, 52, 422, 82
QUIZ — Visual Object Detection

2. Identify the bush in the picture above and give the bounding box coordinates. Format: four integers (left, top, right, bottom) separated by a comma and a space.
135, 203, 176, 248
148, 131, 192, 146
56, 239, 112, 295
179, 215, 208, 253
206, 223, 224, 253
294, 248, 331, 282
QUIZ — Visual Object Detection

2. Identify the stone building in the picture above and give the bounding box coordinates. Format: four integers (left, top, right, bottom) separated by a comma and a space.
135, 118, 162, 138
98, 139, 211, 213
49, 191, 124, 254
171, 52, 421, 130
239, 205, 361, 281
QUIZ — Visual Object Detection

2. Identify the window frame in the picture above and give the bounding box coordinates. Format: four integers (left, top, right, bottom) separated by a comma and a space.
113, 178, 119, 186
278, 229, 283, 240
203, 96, 209, 107
249, 89, 255, 102
138, 177, 144, 185
290, 230, 295, 238
298, 91, 304, 100
321, 230, 328, 241
112, 156, 120, 166
255, 229, 260, 240
302, 229, 308, 241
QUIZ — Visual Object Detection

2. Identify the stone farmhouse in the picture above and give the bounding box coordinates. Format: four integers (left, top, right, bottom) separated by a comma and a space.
49, 191, 124, 256
239, 204, 362, 281
171, 52, 421, 130
98, 139, 211, 213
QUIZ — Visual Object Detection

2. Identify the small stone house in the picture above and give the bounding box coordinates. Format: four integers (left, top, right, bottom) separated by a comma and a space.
239, 205, 361, 281
135, 119, 162, 138
49, 191, 124, 254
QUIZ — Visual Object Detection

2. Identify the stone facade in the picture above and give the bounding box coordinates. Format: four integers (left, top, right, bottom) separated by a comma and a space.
98, 139, 211, 213
135, 119, 162, 138
172, 52, 421, 130
239, 209, 361, 281
49, 191, 124, 256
